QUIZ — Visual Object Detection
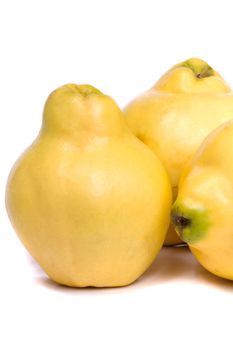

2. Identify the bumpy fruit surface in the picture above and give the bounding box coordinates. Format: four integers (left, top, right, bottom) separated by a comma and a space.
124, 58, 233, 245
172, 120, 233, 280
6, 84, 172, 287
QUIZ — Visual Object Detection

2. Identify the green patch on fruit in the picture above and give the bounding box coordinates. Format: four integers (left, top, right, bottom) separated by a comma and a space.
178, 58, 214, 79
171, 201, 210, 244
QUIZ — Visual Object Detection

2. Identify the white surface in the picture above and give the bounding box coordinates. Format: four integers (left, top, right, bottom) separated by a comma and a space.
1, 0, 233, 349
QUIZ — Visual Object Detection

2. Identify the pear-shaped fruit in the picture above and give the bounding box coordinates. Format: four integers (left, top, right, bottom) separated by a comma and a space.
6, 84, 171, 287
124, 58, 233, 245
172, 120, 233, 280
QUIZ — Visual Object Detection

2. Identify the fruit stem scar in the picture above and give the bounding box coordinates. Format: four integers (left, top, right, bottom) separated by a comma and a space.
196, 71, 212, 79
172, 214, 191, 229
179, 58, 214, 79
196, 73, 205, 79
65, 84, 104, 97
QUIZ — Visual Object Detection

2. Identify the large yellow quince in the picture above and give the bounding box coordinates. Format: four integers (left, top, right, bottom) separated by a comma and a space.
124, 58, 233, 245
6, 84, 171, 287
172, 120, 233, 280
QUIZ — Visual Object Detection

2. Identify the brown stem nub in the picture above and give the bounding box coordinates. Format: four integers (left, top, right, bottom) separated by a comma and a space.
196, 71, 212, 79
172, 215, 191, 229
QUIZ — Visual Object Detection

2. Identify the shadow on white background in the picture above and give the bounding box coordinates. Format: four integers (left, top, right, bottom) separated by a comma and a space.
28, 246, 233, 294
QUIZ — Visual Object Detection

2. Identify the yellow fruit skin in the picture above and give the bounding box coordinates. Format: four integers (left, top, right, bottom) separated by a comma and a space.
124, 58, 233, 245
6, 84, 172, 287
174, 120, 233, 280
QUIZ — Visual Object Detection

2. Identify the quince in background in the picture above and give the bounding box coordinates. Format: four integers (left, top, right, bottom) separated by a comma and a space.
172, 120, 233, 280
124, 58, 233, 245
6, 84, 172, 287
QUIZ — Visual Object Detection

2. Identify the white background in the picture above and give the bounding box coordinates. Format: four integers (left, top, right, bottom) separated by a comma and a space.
1, 1, 233, 349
